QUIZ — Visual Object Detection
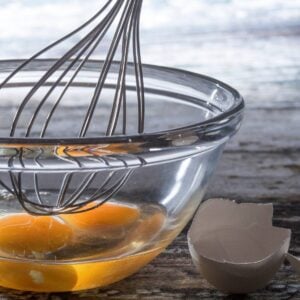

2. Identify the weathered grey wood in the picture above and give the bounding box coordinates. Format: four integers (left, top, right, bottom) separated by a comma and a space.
227, 108, 300, 152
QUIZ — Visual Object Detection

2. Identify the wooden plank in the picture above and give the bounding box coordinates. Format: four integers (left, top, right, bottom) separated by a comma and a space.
227, 108, 300, 152
207, 152, 300, 204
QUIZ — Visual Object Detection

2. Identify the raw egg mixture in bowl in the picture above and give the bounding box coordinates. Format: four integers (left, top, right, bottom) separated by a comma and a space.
0, 60, 244, 292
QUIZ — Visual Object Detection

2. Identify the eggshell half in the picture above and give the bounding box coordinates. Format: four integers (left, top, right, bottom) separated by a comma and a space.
188, 199, 291, 294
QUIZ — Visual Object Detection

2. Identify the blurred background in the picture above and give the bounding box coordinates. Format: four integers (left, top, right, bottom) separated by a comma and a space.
0, 0, 299, 110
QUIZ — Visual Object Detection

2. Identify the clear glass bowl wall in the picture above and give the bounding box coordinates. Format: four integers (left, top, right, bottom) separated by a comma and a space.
0, 60, 244, 292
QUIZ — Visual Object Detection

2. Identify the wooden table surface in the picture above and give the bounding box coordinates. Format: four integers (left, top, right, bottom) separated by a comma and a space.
0, 1, 299, 299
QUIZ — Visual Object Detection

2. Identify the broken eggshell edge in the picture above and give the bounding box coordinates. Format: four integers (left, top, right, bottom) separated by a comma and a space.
188, 199, 291, 294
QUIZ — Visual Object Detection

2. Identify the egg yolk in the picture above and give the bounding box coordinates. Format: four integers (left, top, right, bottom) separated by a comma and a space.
72, 247, 163, 291
0, 203, 166, 292
0, 214, 72, 258
62, 202, 140, 231
0, 261, 77, 292
55, 143, 141, 158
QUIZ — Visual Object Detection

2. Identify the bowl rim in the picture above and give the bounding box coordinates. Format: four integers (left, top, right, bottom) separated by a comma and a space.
0, 59, 245, 145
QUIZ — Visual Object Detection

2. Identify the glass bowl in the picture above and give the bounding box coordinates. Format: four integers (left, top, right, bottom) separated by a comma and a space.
0, 60, 244, 292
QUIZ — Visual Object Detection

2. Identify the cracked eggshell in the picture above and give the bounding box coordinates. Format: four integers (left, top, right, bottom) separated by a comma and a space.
188, 199, 291, 294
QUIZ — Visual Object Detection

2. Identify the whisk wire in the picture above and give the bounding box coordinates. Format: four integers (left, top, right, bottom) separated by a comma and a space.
11, 1, 122, 137
106, 0, 138, 136
3, 0, 145, 138
33, 173, 43, 205
79, 0, 137, 137
31, 1, 124, 137
0, 0, 114, 90
1, 0, 146, 215
133, 0, 145, 133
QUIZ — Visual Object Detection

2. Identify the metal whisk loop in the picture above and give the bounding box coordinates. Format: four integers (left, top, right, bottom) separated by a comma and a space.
7, 158, 136, 216
0, 0, 145, 138
0, 142, 146, 215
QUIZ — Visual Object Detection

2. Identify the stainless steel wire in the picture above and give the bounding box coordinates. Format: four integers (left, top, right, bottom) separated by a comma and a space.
0, 0, 146, 215
0, 0, 145, 138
